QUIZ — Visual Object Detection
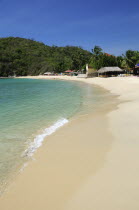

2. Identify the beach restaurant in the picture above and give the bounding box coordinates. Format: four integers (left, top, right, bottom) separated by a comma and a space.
98, 66, 123, 77
134, 64, 139, 75
64, 70, 75, 75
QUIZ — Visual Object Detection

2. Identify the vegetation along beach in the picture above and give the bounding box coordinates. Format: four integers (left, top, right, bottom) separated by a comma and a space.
1, 0, 139, 209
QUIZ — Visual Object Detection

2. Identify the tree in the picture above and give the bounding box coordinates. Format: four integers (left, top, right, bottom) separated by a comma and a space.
0, 37, 92, 76
90, 46, 103, 70
90, 46, 118, 70
123, 50, 139, 68
92, 46, 103, 57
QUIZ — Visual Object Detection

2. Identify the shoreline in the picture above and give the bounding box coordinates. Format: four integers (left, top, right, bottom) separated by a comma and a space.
1, 76, 139, 209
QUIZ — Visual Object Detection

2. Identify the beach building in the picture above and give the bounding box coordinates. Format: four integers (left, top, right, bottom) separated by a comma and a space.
77, 64, 97, 78
98, 67, 123, 77
44, 72, 54, 76
86, 64, 98, 77
134, 64, 139, 75
64, 70, 74, 75
64, 70, 73, 76
64, 70, 79, 76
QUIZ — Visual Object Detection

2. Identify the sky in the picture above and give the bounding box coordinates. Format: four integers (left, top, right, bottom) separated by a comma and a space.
0, 0, 139, 55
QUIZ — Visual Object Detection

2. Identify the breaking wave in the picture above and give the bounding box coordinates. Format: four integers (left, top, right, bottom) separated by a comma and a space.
23, 118, 68, 157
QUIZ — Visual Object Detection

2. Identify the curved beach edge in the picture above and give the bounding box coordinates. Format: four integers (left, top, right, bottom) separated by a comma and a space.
1, 76, 139, 210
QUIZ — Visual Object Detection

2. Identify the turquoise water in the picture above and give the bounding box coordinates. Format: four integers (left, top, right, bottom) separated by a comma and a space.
0, 78, 107, 193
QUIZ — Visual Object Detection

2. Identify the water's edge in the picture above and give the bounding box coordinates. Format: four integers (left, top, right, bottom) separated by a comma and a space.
0, 78, 118, 195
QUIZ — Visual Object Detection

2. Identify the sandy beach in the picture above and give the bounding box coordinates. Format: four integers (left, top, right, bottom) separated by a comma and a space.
1, 76, 139, 210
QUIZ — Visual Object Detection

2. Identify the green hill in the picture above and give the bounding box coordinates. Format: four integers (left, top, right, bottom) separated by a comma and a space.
0, 37, 91, 77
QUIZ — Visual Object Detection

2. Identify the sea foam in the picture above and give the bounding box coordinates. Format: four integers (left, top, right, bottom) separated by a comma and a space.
23, 118, 68, 157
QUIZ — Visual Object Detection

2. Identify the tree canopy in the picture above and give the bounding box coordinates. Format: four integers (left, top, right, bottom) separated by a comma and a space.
89, 46, 125, 70
0, 38, 139, 77
0, 37, 91, 77
123, 50, 139, 69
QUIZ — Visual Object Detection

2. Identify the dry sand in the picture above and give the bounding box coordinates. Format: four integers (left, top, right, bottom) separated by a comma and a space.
1, 76, 139, 210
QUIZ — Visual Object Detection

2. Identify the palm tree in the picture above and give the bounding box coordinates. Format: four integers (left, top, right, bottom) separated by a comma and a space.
122, 50, 139, 74
92, 46, 103, 57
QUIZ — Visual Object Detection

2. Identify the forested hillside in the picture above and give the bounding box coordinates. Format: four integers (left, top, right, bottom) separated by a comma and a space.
0, 37, 92, 76
1, 37, 138, 77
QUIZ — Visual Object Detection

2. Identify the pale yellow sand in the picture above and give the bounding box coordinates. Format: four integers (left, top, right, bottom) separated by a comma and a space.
1, 76, 139, 210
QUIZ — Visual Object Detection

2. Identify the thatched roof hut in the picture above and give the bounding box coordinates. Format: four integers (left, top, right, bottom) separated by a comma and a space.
98, 67, 123, 73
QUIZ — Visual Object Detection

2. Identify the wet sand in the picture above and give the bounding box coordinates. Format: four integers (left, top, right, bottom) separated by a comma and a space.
1, 76, 139, 210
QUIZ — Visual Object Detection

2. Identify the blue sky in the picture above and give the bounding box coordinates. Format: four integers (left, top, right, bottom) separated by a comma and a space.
0, 0, 139, 55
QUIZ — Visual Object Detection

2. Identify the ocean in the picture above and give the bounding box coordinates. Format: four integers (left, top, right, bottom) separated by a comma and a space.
0, 78, 108, 193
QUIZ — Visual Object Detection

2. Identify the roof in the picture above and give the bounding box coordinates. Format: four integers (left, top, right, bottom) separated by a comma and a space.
98, 67, 123, 73
44, 72, 53, 75
65, 70, 74, 73
104, 53, 115, 57
105, 53, 111, 56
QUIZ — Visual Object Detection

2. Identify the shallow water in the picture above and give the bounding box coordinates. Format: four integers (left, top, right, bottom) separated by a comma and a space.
0, 78, 110, 193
